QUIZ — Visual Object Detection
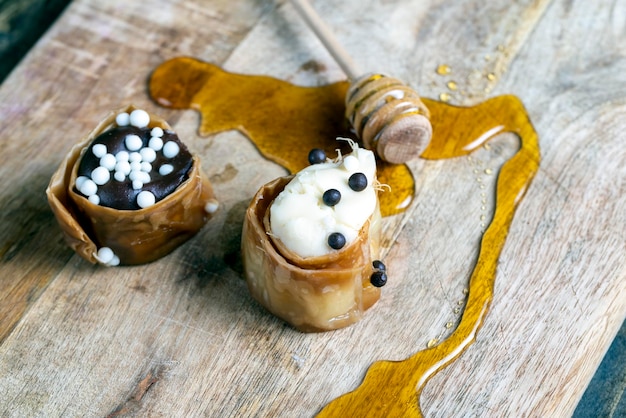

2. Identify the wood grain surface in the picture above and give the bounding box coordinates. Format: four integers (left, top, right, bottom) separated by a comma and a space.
0, 0, 625, 417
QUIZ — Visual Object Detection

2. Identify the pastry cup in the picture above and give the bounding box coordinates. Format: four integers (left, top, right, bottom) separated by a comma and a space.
46, 105, 218, 265
242, 176, 382, 332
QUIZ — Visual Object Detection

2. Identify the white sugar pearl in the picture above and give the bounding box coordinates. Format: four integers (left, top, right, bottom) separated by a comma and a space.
114, 171, 126, 182
137, 190, 156, 208
139, 147, 156, 163
129, 109, 150, 128
109, 255, 120, 266
162, 141, 180, 158
91, 166, 111, 185
343, 155, 359, 171
130, 161, 142, 172
75, 176, 89, 190
204, 199, 219, 214
159, 164, 174, 176
116, 112, 130, 126
96, 247, 115, 264
150, 127, 164, 138
92, 143, 107, 158
132, 179, 144, 190
115, 150, 129, 162
115, 161, 131, 175
125, 134, 143, 151
132, 171, 150, 183
100, 153, 117, 171
140, 162, 152, 172
88, 195, 100, 205
148, 136, 163, 151
79, 178, 97, 196
129, 151, 142, 162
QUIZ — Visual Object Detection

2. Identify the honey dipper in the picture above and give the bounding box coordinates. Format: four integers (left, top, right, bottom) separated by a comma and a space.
289, 0, 433, 164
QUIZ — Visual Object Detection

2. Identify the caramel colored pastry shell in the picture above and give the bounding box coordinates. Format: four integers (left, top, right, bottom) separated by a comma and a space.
242, 176, 382, 332
46, 105, 217, 265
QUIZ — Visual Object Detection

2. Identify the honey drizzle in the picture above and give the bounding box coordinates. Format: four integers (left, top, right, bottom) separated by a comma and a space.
316, 96, 540, 417
148, 57, 540, 417
149, 57, 412, 216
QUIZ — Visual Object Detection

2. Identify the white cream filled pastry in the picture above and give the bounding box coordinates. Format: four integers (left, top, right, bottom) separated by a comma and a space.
269, 139, 377, 258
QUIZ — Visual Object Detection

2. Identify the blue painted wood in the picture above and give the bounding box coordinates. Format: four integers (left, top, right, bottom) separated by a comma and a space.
574, 319, 626, 418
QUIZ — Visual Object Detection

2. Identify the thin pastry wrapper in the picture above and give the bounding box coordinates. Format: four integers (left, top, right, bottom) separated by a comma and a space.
46, 105, 217, 265
242, 176, 382, 332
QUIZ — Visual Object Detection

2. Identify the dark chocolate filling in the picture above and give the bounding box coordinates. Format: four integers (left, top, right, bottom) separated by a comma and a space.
75, 126, 193, 210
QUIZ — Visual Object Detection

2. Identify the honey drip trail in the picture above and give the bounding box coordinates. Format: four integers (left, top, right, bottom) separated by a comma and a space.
149, 57, 541, 417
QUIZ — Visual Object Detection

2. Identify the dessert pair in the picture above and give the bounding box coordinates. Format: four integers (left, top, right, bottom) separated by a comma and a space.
47, 107, 386, 331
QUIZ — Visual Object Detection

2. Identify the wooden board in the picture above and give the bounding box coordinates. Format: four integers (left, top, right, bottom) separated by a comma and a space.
1, 0, 625, 416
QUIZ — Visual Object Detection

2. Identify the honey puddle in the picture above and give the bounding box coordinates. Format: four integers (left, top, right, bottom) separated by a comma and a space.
149, 57, 540, 417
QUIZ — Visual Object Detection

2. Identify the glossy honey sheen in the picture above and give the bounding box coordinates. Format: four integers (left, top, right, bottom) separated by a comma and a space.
149, 57, 540, 417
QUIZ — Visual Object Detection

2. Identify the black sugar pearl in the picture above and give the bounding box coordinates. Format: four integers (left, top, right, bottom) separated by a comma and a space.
373, 260, 386, 271
308, 148, 326, 165
327, 232, 346, 250
348, 172, 368, 191
370, 271, 388, 287
323, 189, 341, 206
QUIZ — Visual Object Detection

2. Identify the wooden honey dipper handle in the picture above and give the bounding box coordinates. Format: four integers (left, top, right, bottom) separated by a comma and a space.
289, 0, 433, 164
289, 0, 361, 80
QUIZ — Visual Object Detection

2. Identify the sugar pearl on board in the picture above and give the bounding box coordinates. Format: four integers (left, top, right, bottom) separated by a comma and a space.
205, 199, 219, 214
96, 246, 115, 264
129, 109, 150, 128
95, 247, 120, 266
137, 190, 156, 208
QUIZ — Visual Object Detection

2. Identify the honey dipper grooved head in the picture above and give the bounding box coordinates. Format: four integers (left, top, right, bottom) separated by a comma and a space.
345, 74, 433, 164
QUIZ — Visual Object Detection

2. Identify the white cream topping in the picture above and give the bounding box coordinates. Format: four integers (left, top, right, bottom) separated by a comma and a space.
269, 140, 377, 258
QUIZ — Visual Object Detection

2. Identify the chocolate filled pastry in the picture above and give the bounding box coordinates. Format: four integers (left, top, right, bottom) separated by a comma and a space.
242, 139, 386, 332
47, 105, 219, 266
